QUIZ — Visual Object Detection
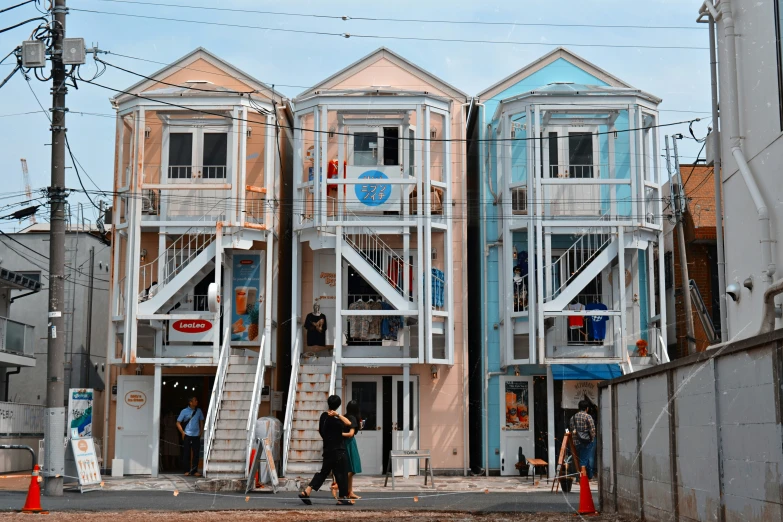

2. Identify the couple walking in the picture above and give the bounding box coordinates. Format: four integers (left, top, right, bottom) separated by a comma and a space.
299, 395, 363, 506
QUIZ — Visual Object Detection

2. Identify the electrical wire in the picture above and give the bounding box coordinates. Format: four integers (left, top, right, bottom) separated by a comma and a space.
0, 16, 49, 34
70, 9, 710, 51
81, 74, 701, 144
0, 0, 36, 14
681, 141, 707, 188
89, 0, 708, 31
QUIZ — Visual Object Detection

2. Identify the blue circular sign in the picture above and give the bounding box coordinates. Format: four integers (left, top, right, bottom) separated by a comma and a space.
355, 170, 392, 207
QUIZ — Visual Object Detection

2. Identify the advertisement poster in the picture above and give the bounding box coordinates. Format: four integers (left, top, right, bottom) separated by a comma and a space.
504, 381, 530, 431
68, 389, 93, 439
70, 437, 102, 487
561, 381, 599, 410
231, 252, 263, 346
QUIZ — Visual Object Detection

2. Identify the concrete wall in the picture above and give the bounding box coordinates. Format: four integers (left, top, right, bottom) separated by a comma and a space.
599, 329, 783, 522
716, 0, 783, 338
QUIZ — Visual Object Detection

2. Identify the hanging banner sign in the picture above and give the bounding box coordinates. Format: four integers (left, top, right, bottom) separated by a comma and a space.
345, 166, 401, 212
561, 380, 599, 410
231, 252, 264, 346
67, 389, 93, 439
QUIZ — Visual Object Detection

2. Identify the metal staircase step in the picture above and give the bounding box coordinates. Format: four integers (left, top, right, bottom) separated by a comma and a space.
215, 428, 246, 439
301, 364, 332, 374
218, 409, 250, 420
229, 355, 259, 365
226, 372, 255, 383
293, 410, 321, 421
296, 381, 330, 393
206, 461, 245, 473
285, 461, 322, 475
295, 401, 325, 411
292, 419, 319, 430
221, 390, 252, 401
211, 439, 247, 451
299, 373, 329, 383
226, 364, 256, 374
210, 449, 246, 462
295, 390, 328, 401
289, 449, 322, 462
290, 439, 322, 451
220, 399, 251, 410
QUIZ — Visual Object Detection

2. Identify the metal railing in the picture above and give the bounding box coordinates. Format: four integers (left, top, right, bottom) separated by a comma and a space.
281, 330, 302, 476
344, 227, 415, 297
513, 274, 529, 313
328, 356, 337, 397
203, 325, 231, 478
0, 316, 34, 356
243, 185, 267, 230
245, 333, 267, 476
548, 164, 601, 179
545, 224, 613, 302
168, 165, 227, 179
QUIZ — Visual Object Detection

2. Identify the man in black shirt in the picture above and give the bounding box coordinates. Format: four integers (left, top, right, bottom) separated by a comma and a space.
299, 395, 353, 506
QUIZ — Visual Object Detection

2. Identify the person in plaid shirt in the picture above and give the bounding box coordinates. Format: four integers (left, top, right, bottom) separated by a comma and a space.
569, 399, 596, 479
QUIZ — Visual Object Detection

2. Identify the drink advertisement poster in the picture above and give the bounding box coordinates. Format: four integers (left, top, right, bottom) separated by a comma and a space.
231, 252, 263, 346
504, 381, 529, 431
68, 388, 93, 439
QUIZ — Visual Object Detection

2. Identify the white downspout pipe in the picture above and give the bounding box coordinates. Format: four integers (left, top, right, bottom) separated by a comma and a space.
716, 0, 777, 285
759, 279, 783, 334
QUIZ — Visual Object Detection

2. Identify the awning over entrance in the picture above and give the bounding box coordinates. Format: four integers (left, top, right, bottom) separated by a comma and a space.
550, 364, 622, 381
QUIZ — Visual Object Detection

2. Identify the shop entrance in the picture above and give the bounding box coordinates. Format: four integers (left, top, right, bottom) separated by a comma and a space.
159, 375, 214, 473
499, 376, 536, 476
346, 375, 419, 476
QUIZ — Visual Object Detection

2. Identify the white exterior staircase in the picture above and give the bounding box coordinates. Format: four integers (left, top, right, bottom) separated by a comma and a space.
204, 353, 264, 479
283, 354, 333, 476
342, 228, 415, 312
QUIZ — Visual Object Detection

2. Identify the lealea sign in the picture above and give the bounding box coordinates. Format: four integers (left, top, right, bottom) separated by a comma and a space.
168, 318, 214, 342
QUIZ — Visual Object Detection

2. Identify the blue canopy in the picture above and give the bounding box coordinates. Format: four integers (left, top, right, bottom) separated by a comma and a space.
550, 364, 622, 381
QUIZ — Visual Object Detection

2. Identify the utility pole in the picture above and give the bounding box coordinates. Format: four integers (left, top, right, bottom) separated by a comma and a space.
44, 0, 68, 497
665, 136, 696, 356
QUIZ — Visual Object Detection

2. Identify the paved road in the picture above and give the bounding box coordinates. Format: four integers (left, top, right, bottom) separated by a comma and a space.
0, 489, 594, 513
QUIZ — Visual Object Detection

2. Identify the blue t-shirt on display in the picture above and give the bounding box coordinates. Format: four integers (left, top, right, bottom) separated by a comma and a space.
585, 302, 608, 340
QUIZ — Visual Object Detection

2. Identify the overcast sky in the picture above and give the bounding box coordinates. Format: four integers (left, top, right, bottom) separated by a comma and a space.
0, 0, 710, 229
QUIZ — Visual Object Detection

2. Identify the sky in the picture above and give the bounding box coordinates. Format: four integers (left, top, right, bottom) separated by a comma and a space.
0, 0, 711, 230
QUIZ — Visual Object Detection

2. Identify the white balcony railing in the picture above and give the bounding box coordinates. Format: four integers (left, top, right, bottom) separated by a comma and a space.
168, 165, 227, 179
0, 316, 34, 356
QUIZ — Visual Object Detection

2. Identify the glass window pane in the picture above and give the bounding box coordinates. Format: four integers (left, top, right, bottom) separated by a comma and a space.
408, 129, 415, 176
351, 382, 377, 431
202, 133, 227, 178
548, 132, 558, 177
383, 127, 399, 166
568, 132, 593, 178
354, 132, 378, 166
169, 133, 193, 179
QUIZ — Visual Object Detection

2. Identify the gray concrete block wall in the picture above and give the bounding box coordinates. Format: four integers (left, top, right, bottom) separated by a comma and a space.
614, 380, 640, 514
599, 332, 783, 522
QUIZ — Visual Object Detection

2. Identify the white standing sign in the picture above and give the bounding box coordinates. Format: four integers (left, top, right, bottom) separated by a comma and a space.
70, 437, 102, 488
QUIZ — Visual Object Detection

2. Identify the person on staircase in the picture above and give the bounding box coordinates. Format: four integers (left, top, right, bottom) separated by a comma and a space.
299, 395, 353, 506
177, 396, 204, 477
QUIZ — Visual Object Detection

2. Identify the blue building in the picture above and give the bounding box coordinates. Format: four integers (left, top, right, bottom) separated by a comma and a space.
466, 48, 669, 478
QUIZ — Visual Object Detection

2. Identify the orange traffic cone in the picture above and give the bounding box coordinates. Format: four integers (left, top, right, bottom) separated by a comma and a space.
21, 465, 45, 513
578, 466, 597, 515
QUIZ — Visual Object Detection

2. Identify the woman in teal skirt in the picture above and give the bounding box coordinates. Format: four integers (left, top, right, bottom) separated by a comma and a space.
332, 400, 363, 499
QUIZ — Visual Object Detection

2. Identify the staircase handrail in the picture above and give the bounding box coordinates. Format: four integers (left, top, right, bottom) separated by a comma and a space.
545, 214, 613, 301
203, 324, 231, 477
328, 357, 337, 397
244, 334, 267, 477
281, 329, 302, 476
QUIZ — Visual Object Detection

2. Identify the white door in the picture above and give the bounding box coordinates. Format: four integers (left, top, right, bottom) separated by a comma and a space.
391, 376, 419, 476
116, 375, 155, 475
499, 376, 535, 476
545, 127, 600, 216
164, 126, 230, 220
347, 376, 383, 475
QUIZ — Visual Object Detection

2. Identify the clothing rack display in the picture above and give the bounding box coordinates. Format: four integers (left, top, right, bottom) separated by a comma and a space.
346, 294, 403, 343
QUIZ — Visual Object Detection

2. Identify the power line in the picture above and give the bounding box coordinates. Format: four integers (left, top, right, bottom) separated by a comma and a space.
70, 9, 710, 51
0, 0, 37, 14
82, 73, 701, 144
89, 0, 708, 31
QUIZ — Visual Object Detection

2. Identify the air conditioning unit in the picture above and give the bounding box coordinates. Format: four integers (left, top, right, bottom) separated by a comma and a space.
141, 190, 158, 215
511, 187, 528, 215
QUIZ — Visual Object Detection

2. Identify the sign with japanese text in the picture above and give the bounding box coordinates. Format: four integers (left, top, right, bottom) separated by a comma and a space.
504, 380, 529, 431
561, 380, 599, 410
345, 166, 401, 212
68, 389, 93, 439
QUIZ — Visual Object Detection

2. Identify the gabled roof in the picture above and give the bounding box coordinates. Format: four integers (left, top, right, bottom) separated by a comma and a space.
112, 47, 285, 104
477, 47, 640, 101
295, 47, 468, 101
